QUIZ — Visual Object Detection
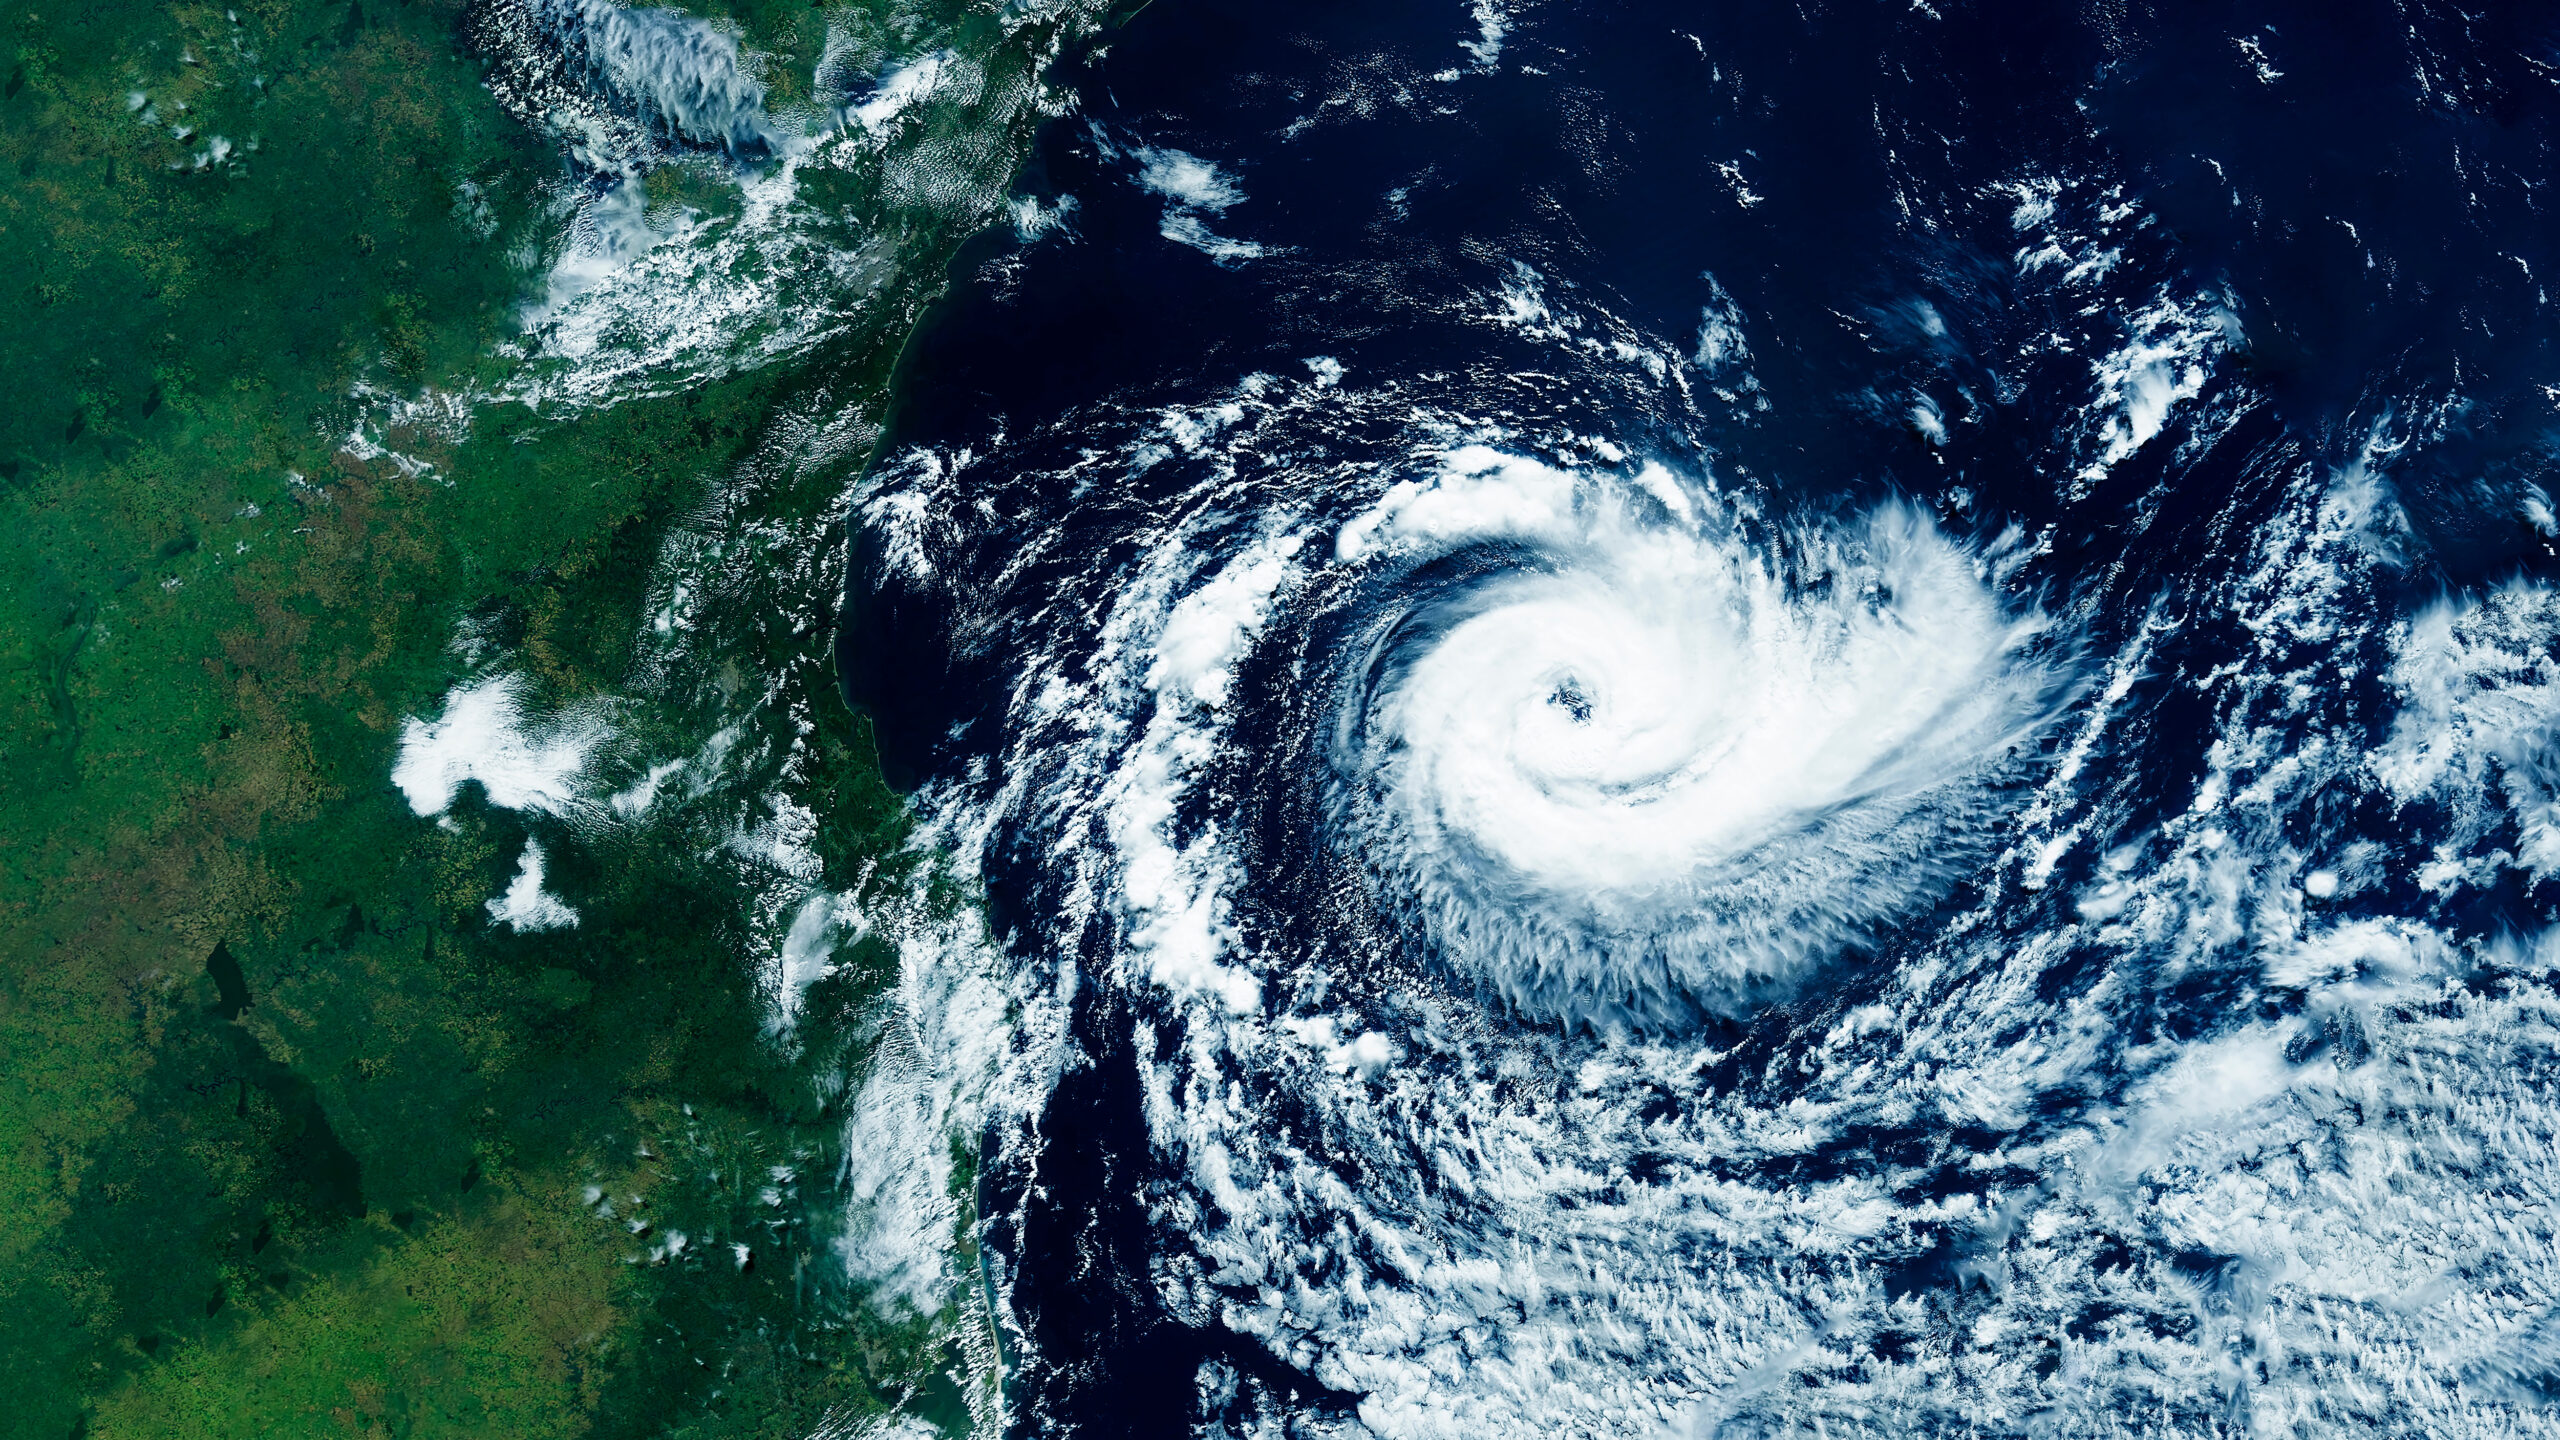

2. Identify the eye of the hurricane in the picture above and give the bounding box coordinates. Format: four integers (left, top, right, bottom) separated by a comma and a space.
1324, 458, 2070, 1030
1547, 676, 1595, 724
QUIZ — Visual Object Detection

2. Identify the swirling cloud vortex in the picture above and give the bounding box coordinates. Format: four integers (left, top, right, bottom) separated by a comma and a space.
1329, 449, 2067, 1026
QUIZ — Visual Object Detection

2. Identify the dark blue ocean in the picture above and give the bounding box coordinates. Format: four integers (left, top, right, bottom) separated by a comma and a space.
844, 2, 2560, 1433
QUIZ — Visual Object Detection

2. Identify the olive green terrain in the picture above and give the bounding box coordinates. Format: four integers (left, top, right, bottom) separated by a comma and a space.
0, 0, 1071, 1434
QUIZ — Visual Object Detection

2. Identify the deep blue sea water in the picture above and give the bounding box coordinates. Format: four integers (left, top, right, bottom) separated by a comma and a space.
845, 3, 2560, 1433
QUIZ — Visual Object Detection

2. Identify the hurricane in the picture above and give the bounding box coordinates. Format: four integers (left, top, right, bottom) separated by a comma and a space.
827, 0, 2560, 1434
1326, 450, 2068, 1026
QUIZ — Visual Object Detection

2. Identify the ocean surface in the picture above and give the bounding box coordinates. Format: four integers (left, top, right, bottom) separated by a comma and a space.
844, 2, 2560, 1434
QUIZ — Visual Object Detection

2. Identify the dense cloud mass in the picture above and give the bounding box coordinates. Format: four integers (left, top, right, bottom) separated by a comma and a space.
1327, 450, 2068, 1027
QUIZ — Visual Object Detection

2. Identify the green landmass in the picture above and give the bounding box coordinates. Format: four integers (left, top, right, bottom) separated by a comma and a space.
0, 0, 1080, 1433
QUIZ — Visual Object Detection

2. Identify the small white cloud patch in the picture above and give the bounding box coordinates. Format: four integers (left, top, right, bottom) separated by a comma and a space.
488, 840, 579, 932
1132, 146, 1245, 212
392, 675, 603, 817
1107, 133, 1269, 266
1281, 1015, 1397, 1080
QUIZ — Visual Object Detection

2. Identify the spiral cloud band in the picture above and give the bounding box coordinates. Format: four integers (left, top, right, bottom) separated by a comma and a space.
1327, 448, 2068, 1026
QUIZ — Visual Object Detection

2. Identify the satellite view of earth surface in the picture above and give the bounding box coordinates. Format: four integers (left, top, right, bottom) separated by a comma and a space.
8, 0, 2560, 1435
